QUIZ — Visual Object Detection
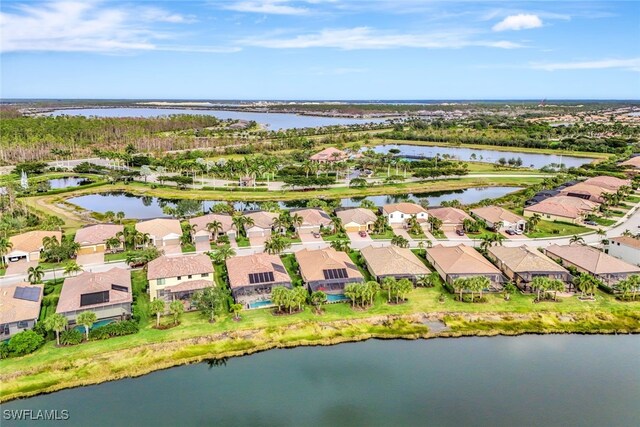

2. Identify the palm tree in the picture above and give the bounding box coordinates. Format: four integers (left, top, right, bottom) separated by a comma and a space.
44, 313, 68, 346
310, 291, 327, 313
115, 211, 125, 224
169, 300, 184, 325
207, 245, 236, 265
569, 235, 585, 245
391, 235, 409, 248
526, 213, 541, 232
105, 236, 122, 253
329, 239, 350, 253
206, 220, 223, 242
0, 237, 12, 268
230, 303, 243, 320
290, 213, 303, 233
77, 311, 97, 341
264, 234, 290, 255
150, 298, 165, 327
27, 265, 44, 284
63, 261, 82, 277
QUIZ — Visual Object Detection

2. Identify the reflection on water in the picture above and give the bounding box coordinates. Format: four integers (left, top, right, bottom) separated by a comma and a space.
67, 186, 521, 219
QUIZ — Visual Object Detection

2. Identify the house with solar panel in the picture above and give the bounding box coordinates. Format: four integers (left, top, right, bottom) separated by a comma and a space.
56, 268, 132, 325
226, 253, 292, 309
0, 282, 43, 339
295, 248, 364, 302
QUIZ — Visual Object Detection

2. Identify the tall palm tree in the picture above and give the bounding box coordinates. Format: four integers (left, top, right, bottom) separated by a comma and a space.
44, 313, 68, 346
27, 265, 44, 284
569, 235, 585, 245
206, 220, 223, 242
0, 237, 13, 268
63, 261, 82, 277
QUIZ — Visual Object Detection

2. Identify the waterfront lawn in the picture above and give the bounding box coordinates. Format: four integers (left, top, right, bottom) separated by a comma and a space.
525, 220, 591, 238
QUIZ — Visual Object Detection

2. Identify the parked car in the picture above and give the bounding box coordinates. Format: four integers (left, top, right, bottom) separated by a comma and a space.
505, 229, 516, 235
515, 229, 524, 235
584, 220, 598, 226
455, 229, 465, 236
312, 231, 321, 238
358, 231, 368, 237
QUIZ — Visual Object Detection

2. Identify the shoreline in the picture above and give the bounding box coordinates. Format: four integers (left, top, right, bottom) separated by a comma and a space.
1, 310, 638, 403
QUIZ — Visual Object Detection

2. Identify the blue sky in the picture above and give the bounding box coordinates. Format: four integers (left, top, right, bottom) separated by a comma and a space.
1, 0, 639, 99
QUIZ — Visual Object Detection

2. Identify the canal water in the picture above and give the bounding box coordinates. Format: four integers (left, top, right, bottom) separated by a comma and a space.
47, 108, 388, 130
66, 186, 520, 219
372, 144, 594, 169
2, 336, 638, 427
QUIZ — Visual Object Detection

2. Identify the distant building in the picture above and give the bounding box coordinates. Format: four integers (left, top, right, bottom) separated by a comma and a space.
426, 244, 504, 289
189, 213, 237, 242
559, 183, 613, 204
310, 147, 348, 163
295, 248, 364, 299
135, 218, 182, 248
335, 208, 377, 232
147, 254, 214, 309
244, 211, 278, 238
427, 207, 473, 231
523, 196, 599, 224
544, 244, 640, 286
57, 268, 132, 325
582, 176, 631, 191
3, 230, 62, 263
620, 156, 640, 170
75, 224, 124, 255
291, 208, 333, 235
360, 245, 430, 283
382, 203, 429, 227
607, 236, 640, 267
487, 246, 573, 292
226, 253, 292, 309
470, 206, 526, 232
0, 282, 43, 339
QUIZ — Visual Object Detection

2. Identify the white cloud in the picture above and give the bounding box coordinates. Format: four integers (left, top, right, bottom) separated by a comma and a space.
240, 27, 522, 50
492, 14, 543, 32
223, 1, 310, 15
0, 0, 217, 53
531, 58, 640, 72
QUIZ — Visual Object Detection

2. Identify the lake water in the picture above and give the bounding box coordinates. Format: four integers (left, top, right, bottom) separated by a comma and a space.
47, 177, 92, 189
66, 187, 520, 219
47, 108, 388, 130
2, 336, 638, 427
372, 144, 594, 169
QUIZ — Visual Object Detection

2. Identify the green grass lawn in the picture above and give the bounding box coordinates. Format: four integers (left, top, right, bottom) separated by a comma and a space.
347, 250, 373, 281
182, 243, 196, 253
213, 263, 227, 287
369, 230, 395, 240
131, 270, 151, 327
591, 217, 616, 226
625, 195, 640, 203
321, 232, 346, 242
280, 254, 303, 286
236, 237, 250, 247
0, 268, 5, 277
525, 220, 592, 238
104, 252, 127, 262
429, 229, 446, 239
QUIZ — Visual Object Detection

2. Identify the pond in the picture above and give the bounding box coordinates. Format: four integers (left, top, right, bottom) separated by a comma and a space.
66, 186, 520, 219
47, 177, 92, 189
47, 108, 388, 130
372, 144, 595, 169
2, 336, 638, 427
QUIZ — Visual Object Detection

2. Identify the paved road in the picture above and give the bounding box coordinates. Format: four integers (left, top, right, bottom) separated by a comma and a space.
0, 262, 129, 287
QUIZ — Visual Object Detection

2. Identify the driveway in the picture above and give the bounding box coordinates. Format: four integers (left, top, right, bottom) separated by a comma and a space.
162, 244, 183, 255
500, 230, 529, 240
195, 240, 211, 253
5, 260, 37, 276
393, 228, 414, 241
299, 232, 323, 243
77, 252, 104, 266
249, 235, 268, 247
346, 231, 372, 243
443, 230, 470, 241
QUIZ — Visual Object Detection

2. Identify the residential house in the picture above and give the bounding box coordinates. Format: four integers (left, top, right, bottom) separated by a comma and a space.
244, 211, 278, 238
56, 268, 132, 324
544, 244, 640, 286
335, 208, 377, 232
382, 203, 429, 227
607, 236, 640, 266
226, 253, 292, 309
147, 254, 214, 309
0, 282, 43, 339
427, 207, 473, 232
3, 230, 62, 263
291, 208, 333, 235
360, 245, 430, 283
470, 206, 526, 232
523, 196, 599, 224
74, 224, 124, 255
487, 245, 573, 292
310, 147, 348, 163
135, 218, 182, 248
189, 213, 236, 244
559, 182, 614, 204
582, 176, 631, 191
426, 244, 504, 289
295, 248, 364, 299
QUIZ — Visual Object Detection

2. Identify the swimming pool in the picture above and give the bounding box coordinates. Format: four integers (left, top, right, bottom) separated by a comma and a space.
326, 294, 349, 303
249, 300, 273, 309
74, 319, 114, 332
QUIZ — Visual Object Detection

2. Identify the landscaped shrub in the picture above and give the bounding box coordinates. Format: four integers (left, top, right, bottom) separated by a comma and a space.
0, 342, 10, 359
88, 321, 139, 340
59, 329, 83, 346
8, 330, 44, 356
32, 321, 53, 341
